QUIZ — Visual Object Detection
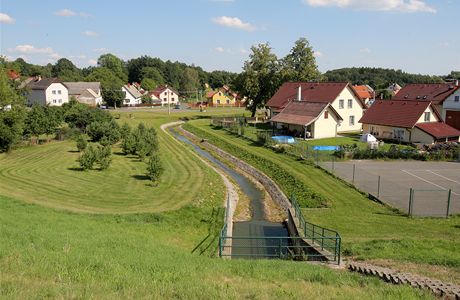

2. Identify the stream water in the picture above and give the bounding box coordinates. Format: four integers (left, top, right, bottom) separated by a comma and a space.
169, 127, 288, 257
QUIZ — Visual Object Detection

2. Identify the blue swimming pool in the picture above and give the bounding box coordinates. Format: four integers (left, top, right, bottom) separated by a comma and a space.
271, 136, 296, 144
312, 146, 340, 151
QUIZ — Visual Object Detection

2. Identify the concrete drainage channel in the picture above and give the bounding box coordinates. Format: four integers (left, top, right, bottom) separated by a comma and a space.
164, 121, 340, 263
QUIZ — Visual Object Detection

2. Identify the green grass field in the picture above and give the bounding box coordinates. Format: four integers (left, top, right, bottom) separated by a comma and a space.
0, 108, 443, 298
184, 119, 460, 284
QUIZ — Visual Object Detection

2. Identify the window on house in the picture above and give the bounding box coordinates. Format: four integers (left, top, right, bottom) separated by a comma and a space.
58, 99, 62, 103
171, 98, 174, 102
226, 99, 230, 104
324, 111, 329, 119
217, 100, 220, 104
349, 115, 355, 126
52, 90, 56, 94
53, 99, 57, 103
455, 96, 460, 102
348, 99, 353, 109
58, 90, 62, 95
424, 112, 430, 122
164, 98, 167, 102
394, 129, 405, 140
339, 99, 344, 109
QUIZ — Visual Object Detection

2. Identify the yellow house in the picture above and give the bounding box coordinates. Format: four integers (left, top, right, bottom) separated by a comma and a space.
206, 88, 236, 106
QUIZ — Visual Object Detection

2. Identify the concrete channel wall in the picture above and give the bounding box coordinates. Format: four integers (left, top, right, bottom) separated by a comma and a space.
179, 126, 293, 213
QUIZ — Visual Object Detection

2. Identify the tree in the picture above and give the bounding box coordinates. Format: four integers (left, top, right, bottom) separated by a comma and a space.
87, 119, 120, 145
97, 54, 127, 82
238, 43, 280, 117
280, 37, 321, 82
140, 78, 158, 92
0, 67, 26, 152
180, 67, 200, 92
79, 144, 97, 170
146, 154, 163, 185
140, 67, 164, 85
52, 58, 82, 81
102, 89, 125, 108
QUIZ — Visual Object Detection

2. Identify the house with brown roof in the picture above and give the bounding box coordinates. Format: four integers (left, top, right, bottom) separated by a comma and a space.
359, 100, 460, 144
25, 77, 69, 106
270, 101, 343, 139
392, 82, 460, 130
266, 82, 365, 133
149, 85, 179, 106
64, 82, 102, 107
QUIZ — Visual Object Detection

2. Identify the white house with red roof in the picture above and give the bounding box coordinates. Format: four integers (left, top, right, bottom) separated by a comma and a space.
359, 100, 460, 144
393, 82, 460, 130
266, 82, 365, 133
149, 86, 179, 106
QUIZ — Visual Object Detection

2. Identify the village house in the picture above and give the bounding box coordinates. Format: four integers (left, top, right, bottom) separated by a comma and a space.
266, 82, 365, 135
25, 77, 69, 106
352, 85, 374, 107
206, 87, 238, 106
122, 84, 143, 106
359, 100, 460, 144
64, 82, 102, 107
392, 82, 460, 130
387, 83, 402, 97
149, 86, 179, 106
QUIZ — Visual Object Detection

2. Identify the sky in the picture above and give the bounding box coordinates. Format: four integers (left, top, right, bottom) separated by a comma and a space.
1, 0, 459, 75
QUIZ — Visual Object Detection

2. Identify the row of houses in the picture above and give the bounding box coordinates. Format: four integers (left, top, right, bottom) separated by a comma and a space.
19, 76, 180, 108
266, 81, 460, 144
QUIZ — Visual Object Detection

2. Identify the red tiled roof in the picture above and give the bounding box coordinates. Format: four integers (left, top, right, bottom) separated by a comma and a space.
150, 85, 179, 98
266, 82, 359, 111
7, 70, 20, 80
393, 83, 460, 104
415, 122, 460, 139
359, 100, 436, 128
206, 91, 218, 98
352, 85, 374, 100
270, 101, 342, 126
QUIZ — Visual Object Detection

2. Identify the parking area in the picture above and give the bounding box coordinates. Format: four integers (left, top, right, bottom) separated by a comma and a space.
319, 160, 460, 217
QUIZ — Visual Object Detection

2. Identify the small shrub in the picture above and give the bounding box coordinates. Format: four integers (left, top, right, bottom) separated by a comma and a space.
76, 135, 88, 152
96, 145, 112, 170
146, 154, 163, 185
79, 144, 97, 170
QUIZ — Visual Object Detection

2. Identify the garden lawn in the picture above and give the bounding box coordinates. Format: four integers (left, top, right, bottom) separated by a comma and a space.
185, 119, 460, 284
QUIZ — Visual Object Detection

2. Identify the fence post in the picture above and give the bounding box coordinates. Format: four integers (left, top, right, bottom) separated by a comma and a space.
332, 155, 335, 172
408, 188, 414, 217
352, 164, 356, 184
312, 225, 315, 244
219, 235, 222, 257
303, 221, 307, 237
337, 234, 341, 265
446, 189, 452, 218
278, 239, 282, 259
377, 175, 381, 199
321, 228, 325, 250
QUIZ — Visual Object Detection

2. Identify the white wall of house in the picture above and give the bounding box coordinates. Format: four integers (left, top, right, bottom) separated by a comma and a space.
28, 83, 69, 106
311, 108, 340, 139
331, 86, 364, 133
411, 128, 436, 144
122, 86, 141, 106
416, 106, 439, 123
363, 123, 437, 144
159, 89, 179, 106
441, 89, 460, 120
46, 83, 69, 106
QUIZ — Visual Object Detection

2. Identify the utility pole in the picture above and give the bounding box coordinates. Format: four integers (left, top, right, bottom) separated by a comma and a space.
167, 88, 171, 115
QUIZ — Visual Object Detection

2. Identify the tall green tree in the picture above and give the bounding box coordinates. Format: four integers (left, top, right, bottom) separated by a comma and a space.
52, 58, 82, 81
97, 54, 127, 82
180, 67, 200, 92
0, 67, 26, 152
280, 37, 321, 82
239, 43, 280, 117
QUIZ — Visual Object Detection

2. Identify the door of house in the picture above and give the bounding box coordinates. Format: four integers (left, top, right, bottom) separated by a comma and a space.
446, 110, 460, 130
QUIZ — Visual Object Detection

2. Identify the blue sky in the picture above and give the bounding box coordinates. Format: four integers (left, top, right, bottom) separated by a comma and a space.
1, 0, 459, 75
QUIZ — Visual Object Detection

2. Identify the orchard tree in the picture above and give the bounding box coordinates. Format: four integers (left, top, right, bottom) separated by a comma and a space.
239, 43, 280, 117
280, 37, 321, 82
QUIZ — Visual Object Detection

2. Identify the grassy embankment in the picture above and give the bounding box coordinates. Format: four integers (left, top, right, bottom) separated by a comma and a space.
0, 108, 433, 298
184, 118, 460, 284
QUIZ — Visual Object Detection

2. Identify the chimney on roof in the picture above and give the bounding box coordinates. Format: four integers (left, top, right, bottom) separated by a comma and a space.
297, 85, 302, 101
37, 75, 42, 82
456, 80, 459, 87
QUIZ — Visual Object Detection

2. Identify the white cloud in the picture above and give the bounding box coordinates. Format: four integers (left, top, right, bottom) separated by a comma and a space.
0, 13, 15, 24
303, 0, 436, 13
88, 59, 98, 65
55, 9, 76, 17
212, 16, 256, 31
83, 30, 99, 37
7, 44, 54, 54
360, 47, 371, 53
93, 48, 108, 53
313, 51, 324, 57
55, 9, 91, 17
215, 47, 225, 53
